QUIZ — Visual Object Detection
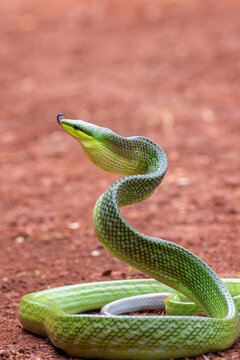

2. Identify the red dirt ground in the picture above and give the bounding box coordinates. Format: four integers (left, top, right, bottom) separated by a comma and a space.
0, 0, 240, 359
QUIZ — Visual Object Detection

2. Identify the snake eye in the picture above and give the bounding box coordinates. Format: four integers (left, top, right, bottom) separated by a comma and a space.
73, 124, 92, 136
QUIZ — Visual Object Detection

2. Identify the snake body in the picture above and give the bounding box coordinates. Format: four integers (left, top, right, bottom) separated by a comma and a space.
19, 117, 240, 359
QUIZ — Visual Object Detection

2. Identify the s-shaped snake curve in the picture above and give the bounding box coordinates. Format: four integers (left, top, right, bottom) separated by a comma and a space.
19, 115, 240, 359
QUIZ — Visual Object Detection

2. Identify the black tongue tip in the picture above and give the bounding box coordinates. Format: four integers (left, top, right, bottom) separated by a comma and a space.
57, 113, 65, 125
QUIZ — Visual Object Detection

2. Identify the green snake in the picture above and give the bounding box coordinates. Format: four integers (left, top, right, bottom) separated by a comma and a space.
18, 115, 240, 359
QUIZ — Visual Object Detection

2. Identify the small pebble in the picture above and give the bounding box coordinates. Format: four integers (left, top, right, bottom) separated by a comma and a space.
15, 236, 25, 244
102, 269, 112, 276
68, 222, 80, 230
91, 250, 100, 256
176, 177, 191, 186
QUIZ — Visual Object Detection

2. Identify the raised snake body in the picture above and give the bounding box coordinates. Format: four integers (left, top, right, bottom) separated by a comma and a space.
18, 116, 240, 359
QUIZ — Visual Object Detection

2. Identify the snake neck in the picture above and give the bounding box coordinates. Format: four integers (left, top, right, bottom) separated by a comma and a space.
93, 136, 236, 321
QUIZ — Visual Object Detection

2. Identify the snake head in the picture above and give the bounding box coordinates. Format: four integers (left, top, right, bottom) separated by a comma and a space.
57, 114, 154, 175
58, 117, 97, 143
57, 114, 122, 173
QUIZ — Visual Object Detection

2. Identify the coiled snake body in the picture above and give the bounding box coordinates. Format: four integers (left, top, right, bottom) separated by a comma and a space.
19, 116, 240, 359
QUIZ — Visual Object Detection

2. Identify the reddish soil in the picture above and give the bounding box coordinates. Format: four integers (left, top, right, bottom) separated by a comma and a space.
0, 0, 240, 359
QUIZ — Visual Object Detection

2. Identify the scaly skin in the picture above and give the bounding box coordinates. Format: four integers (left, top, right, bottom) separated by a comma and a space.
18, 116, 240, 359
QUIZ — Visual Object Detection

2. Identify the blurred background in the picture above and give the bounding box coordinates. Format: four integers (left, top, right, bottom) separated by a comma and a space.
1, 0, 240, 358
